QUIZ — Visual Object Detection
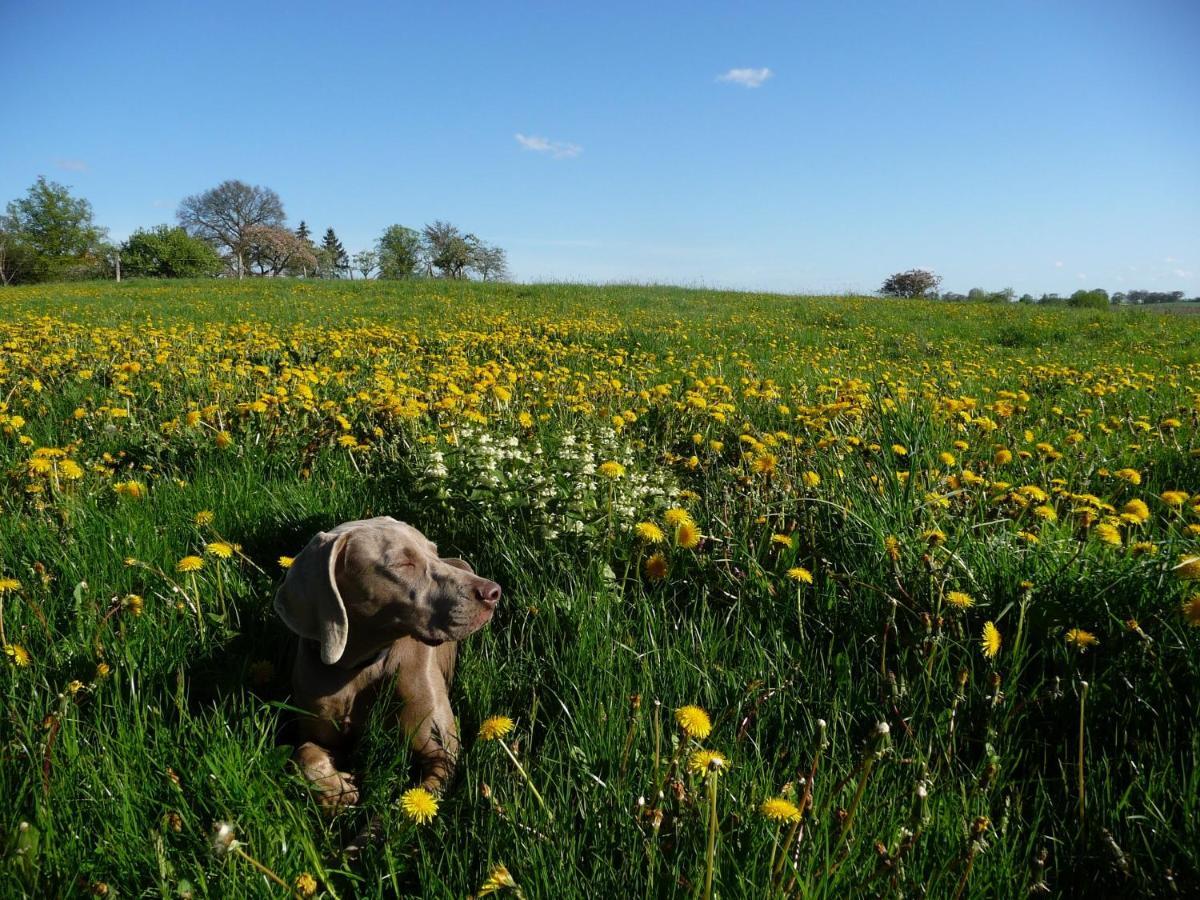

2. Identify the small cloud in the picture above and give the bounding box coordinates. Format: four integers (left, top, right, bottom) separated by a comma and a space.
54, 158, 89, 172
1054, 260, 1064, 268
1174, 269, 1194, 278
1076, 272, 1087, 280
151, 198, 173, 208
717, 67, 773, 88
1164, 257, 1177, 263
515, 133, 582, 159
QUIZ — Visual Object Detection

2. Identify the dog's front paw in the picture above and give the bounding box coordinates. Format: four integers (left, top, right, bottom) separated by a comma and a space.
312, 770, 359, 814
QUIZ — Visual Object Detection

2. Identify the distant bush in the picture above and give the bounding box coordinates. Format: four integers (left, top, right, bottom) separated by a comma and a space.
120, 225, 223, 278
1068, 288, 1110, 309
880, 269, 941, 298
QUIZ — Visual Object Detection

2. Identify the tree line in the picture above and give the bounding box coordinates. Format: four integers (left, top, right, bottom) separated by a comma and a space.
879, 269, 1197, 306
0, 177, 508, 285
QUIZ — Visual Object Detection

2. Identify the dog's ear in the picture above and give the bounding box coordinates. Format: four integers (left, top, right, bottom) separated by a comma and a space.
274, 529, 353, 665
440, 557, 474, 574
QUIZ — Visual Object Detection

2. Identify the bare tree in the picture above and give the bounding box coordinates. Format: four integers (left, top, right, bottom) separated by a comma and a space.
244, 224, 317, 277
353, 249, 378, 279
177, 180, 285, 279
469, 240, 509, 281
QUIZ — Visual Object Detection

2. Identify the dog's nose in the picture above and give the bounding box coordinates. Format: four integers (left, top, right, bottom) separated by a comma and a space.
475, 580, 501, 608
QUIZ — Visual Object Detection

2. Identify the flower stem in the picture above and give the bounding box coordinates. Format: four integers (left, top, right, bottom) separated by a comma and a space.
501, 741, 552, 819
1077, 680, 1089, 824
703, 771, 719, 900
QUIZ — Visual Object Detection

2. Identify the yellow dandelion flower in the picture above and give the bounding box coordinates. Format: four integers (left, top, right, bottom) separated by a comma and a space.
399, 787, 439, 825
675, 519, 702, 549
923, 528, 946, 546
994, 448, 1013, 465
687, 749, 729, 777
980, 621, 1001, 659
801, 470, 821, 488
946, 591, 975, 609
644, 552, 668, 581
1161, 490, 1189, 508
478, 863, 519, 896
891, 444, 907, 456
194, 510, 214, 526
786, 566, 813, 584
122, 594, 143, 616
939, 452, 956, 466
1114, 468, 1141, 485
1064, 628, 1099, 651
479, 715, 515, 741
771, 533, 794, 548
95, 662, 111, 678
635, 522, 666, 544
1121, 499, 1150, 524
205, 541, 234, 558
214, 430, 234, 449
1033, 504, 1057, 522
176, 555, 204, 573
598, 461, 625, 479
1181, 595, 1200, 627
675, 705, 712, 739
278, 555, 295, 569
517, 411, 533, 428
59, 459, 84, 480
1017, 531, 1040, 544
1175, 557, 1200, 580
884, 535, 900, 561
0, 577, 20, 593
114, 480, 146, 499
1092, 523, 1122, 547
294, 873, 318, 898
4, 644, 31, 667
664, 507, 693, 528
753, 453, 778, 475
760, 797, 802, 822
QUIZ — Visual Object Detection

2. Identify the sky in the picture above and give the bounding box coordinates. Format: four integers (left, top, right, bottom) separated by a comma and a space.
3, 0, 1198, 295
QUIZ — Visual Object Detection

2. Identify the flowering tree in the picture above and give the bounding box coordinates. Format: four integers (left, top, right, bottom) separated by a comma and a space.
244, 225, 317, 277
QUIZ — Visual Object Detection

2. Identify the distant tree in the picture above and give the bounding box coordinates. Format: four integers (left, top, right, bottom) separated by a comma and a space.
0, 226, 37, 286
880, 269, 941, 298
1038, 293, 1063, 305
941, 292, 967, 302
177, 180, 285, 278
120, 225, 223, 278
1111, 292, 1127, 305
295, 220, 311, 243
319, 227, 349, 278
244, 225, 317, 277
3, 176, 109, 282
423, 220, 472, 279
376, 225, 424, 279
1069, 288, 1109, 309
352, 249, 378, 280
1018, 293, 1034, 304
966, 287, 987, 303
469, 239, 509, 281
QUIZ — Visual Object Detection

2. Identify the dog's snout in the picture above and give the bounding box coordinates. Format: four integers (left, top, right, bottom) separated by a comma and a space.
475, 580, 502, 608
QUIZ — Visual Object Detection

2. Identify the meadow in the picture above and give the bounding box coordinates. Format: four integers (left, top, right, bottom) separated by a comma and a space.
1, 279, 1198, 898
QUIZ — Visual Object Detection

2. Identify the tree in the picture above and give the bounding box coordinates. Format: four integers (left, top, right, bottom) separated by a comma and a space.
352, 249, 378, 280
880, 269, 941, 298
176, 180, 285, 278
244, 225, 317, 277
295, 220, 311, 243
1018, 293, 1035, 304
120, 225, 223, 278
1068, 288, 1110, 309
376, 225, 424, 279
469, 239, 509, 281
0, 226, 37, 286
4, 176, 109, 282
319, 227, 349, 278
423, 220, 472, 278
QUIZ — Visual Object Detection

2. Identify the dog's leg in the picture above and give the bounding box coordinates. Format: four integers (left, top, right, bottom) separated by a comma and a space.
294, 739, 359, 813
397, 670, 459, 792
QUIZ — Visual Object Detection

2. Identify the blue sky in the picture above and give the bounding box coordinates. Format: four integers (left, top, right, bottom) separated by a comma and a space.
3, 1, 1197, 295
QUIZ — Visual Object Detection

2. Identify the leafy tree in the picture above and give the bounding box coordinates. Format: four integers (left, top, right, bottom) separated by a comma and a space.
177, 180, 285, 278
244, 225, 317, 277
352, 250, 378, 280
423, 220, 472, 279
320, 227, 348, 278
3, 176, 109, 282
120, 225, 223, 278
376, 225, 424, 279
1068, 288, 1110, 309
966, 287, 987, 303
880, 269, 941, 298
0, 226, 37, 286
1018, 293, 1034, 304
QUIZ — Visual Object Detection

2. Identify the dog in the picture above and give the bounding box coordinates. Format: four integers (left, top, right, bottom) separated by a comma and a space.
274, 516, 501, 812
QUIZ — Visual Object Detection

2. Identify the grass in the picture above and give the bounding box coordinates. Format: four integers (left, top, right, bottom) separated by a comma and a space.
1, 278, 1198, 897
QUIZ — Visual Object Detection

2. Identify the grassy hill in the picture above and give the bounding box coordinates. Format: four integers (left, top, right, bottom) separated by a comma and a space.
1, 279, 1198, 897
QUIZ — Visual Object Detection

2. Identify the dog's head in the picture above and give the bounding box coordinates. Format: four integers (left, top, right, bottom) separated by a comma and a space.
274, 516, 500, 666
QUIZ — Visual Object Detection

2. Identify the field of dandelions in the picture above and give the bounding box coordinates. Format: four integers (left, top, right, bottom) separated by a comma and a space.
1, 279, 1199, 898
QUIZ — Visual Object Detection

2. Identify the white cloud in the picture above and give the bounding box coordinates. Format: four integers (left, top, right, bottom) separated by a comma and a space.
717, 67, 773, 88
1174, 269, 1194, 278
54, 158, 89, 172
1054, 260, 1063, 268
514, 133, 582, 159
1077, 272, 1087, 280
